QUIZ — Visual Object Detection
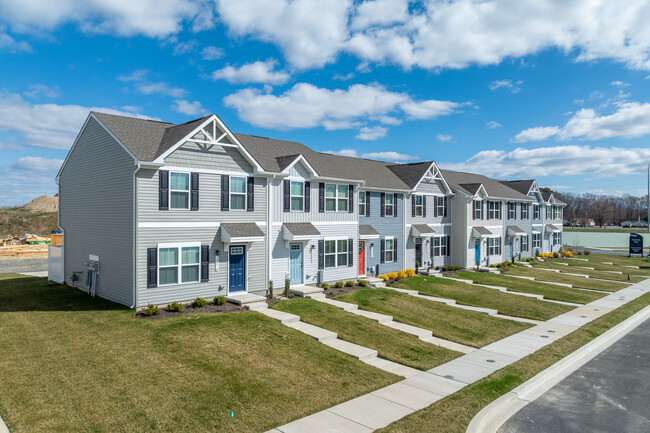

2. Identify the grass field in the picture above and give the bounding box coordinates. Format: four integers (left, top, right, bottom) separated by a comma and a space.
564, 227, 647, 233
452, 271, 606, 304
533, 261, 646, 283
504, 266, 629, 292
0, 274, 398, 433
566, 254, 650, 271
396, 276, 573, 321
272, 297, 461, 370
335, 288, 530, 348
0, 208, 58, 237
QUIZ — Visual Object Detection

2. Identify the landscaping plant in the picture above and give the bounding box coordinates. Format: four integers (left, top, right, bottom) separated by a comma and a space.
213, 296, 227, 306
321, 282, 330, 289
334, 281, 344, 288
167, 301, 183, 312
345, 280, 355, 287
191, 297, 207, 309
141, 304, 160, 316
358, 280, 369, 287
284, 277, 291, 297
267, 280, 273, 299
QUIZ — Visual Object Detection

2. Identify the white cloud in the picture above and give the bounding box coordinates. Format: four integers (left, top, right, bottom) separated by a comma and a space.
10, 156, 63, 173
223, 83, 463, 137
212, 59, 291, 85
350, 0, 410, 31
201, 45, 224, 60
610, 80, 629, 87
117, 69, 149, 82
548, 185, 573, 191
360, 151, 418, 162
486, 120, 502, 129
0, 91, 153, 150
0, 141, 23, 151
172, 100, 208, 116
333, 72, 355, 81
515, 102, 650, 142
24, 84, 61, 99
356, 126, 387, 140
0, 0, 209, 38
441, 145, 650, 178
489, 79, 522, 93
0, 31, 31, 52
436, 134, 452, 142
172, 40, 197, 55
323, 149, 358, 157
118, 69, 187, 98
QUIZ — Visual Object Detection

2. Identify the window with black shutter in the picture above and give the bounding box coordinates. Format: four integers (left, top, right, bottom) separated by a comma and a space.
318, 239, 324, 269
443, 197, 447, 217
304, 181, 310, 212
221, 175, 229, 211
283, 179, 290, 212
190, 172, 199, 211
446, 236, 450, 256
423, 195, 427, 218
159, 170, 169, 211
380, 192, 385, 217
201, 245, 209, 282
318, 183, 325, 213
365, 191, 370, 216
348, 185, 354, 213
247, 177, 254, 211
380, 238, 385, 263
348, 239, 353, 266
393, 238, 397, 262
147, 247, 157, 288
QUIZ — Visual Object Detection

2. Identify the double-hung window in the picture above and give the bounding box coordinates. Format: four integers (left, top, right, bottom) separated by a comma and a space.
435, 196, 445, 216
170, 172, 190, 209
473, 200, 482, 219
324, 240, 348, 267
533, 233, 541, 248
359, 191, 366, 215
553, 206, 561, 220
434, 236, 447, 256
290, 181, 304, 211
230, 176, 247, 210
158, 243, 200, 285
521, 203, 529, 219
521, 235, 528, 252
507, 202, 516, 219
414, 195, 423, 216
384, 238, 394, 262
488, 201, 501, 219
553, 232, 562, 246
488, 237, 501, 256
384, 193, 395, 216
325, 184, 348, 212
546, 205, 551, 219
533, 204, 540, 219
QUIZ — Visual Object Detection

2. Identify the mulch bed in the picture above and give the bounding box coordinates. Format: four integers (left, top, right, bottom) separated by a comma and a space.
324, 284, 372, 298
135, 301, 246, 319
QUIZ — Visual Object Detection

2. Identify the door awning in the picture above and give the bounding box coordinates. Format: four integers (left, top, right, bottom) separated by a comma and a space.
359, 224, 380, 239
507, 226, 526, 236
221, 223, 265, 243
545, 224, 561, 234
411, 224, 436, 237
532, 227, 541, 234
472, 226, 493, 238
282, 222, 321, 241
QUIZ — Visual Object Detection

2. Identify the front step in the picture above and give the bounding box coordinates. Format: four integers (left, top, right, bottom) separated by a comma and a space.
322, 339, 377, 361
227, 293, 267, 306
290, 285, 324, 297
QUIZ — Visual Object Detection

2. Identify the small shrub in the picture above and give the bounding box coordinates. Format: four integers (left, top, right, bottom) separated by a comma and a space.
321, 282, 330, 289
141, 303, 160, 316
552, 252, 560, 258
535, 249, 540, 257
284, 277, 291, 297
379, 274, 389, 281
213, 296, 227, 306
334, 281, 344, 288
167, 301, 183, 312
441, 265, 460, 271
576, 250, 584, 255
584, 250, 591, 255
406, 268, 416, 277
415, 260, 420, 274
267, 280, 274, 299
397, 270, 407, 279
358, 280, 369, 287
387, 272, 398, 280
191, 297, 207, 309
345, 280, 355, 287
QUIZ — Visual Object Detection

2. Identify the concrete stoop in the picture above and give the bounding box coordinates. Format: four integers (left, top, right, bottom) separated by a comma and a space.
227, 293, 268, 310
290, 285, 324, 297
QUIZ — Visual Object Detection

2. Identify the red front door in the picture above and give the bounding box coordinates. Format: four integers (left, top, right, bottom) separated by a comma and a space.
358, 241, 365, 275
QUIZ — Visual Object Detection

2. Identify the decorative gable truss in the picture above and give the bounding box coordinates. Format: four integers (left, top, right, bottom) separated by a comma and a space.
413, 162, 454, 195
528, 180, 544, 202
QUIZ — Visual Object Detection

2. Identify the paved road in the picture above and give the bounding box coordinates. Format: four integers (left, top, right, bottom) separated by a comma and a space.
499, 316, 650, 433
0, 257, 48, 274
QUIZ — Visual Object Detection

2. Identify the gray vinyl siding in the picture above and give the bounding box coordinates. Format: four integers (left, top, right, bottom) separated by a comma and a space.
542, 204, 564, 253
164, 141, 253, 173
450, 193, 468, 267
136, 227, 267, 307
360, 191, 403, 276
286, 161, 311, 178
59, 117, 134, 306
405, 225, 452, 270
504, 201, 533, 260
136, 169, 266, 223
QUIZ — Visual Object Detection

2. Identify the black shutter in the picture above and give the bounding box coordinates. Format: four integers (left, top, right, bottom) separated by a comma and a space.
221, 175, 229, 211
411, 195, 416, 217
200, 245, 209, 282
380, 238, 385, 263
482, 200, 485, 220
444, 197, 447, 217
247, 177, 254, 212
393, 238, 398, 262
486, 201, 490, 220
159, 170, 169, 211
318, 239, 324, 269
365, 191, 370, 217
434, 196, 438, 217
283, 180, 290, 212
423, 195, 426, 218
380, 193, 385, 217
348, 185, 354, 213
147, 247, 157, 288
393, 195, 398, 217
472, 201, 476, 220
430, 238, 434, 261
446, 236, 450, 256
348, 238, 353, 267
319, 183, 325, 213
304, 181, 310, 212
190, 172, 199, 211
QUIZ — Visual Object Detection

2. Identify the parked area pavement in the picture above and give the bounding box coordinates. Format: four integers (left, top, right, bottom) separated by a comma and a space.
498, 312, 650, 433
0, 257, 47, 274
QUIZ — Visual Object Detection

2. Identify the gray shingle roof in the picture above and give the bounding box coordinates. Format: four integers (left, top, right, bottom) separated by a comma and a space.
499, 179, 535, 196
441, 169, 532, 201
411, 224, 436, 234
386, 162, 433, 189
282, 223, 321, 236
221, 223, 264, 238
541, 191, 566, 205
359, 224, 379, 236
93, 112, 171, 161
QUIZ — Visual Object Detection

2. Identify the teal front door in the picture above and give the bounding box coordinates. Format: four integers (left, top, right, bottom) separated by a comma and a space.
474, 239, 480, 265
229, 246, 246, 292
289, 243, 303, 284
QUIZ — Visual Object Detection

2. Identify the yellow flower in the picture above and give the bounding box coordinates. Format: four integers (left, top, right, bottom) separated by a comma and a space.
379, 274, 389, 281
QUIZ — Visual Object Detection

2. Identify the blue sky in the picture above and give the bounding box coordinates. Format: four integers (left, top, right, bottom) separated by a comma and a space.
1, 0, 650, 206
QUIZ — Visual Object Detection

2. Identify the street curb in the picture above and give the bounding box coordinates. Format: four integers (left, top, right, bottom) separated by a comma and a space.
466, 303, 650, 433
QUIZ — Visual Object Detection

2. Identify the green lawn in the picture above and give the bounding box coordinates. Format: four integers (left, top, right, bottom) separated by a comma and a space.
272, 298, 461, 370
564, 255, 650, 273
453, 271, 605, 304
533, 261, 646, 283
335, 288, 530, 348
396, 277, 573, 321
0, 274, 397, 433
378, 291, 650, 433
504, 265, 628, 292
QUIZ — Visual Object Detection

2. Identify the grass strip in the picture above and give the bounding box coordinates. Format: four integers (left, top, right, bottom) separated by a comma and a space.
504, 266, 628, 292
534, 261, 646, 283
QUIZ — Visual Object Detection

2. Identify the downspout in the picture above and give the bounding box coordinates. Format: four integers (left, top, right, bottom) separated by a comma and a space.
267, 174, 275, 290
130, 163, 141, 309
55, 174, 64, 282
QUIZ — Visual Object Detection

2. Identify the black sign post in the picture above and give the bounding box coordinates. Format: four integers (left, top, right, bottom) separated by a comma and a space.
629, 233, 643, 257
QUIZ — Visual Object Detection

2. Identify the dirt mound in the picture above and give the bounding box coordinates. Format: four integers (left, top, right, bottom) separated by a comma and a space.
23, 195, 58, 213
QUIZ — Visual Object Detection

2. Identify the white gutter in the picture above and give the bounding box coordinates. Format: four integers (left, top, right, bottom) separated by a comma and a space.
131, 162, 142, 309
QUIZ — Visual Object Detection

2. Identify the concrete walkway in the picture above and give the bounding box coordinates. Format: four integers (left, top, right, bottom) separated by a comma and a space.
266, 278, 650, 433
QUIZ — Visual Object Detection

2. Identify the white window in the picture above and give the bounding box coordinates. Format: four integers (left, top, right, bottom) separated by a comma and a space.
324, 239, 348, 268
384, 238, 394, 262
434, 236, 447, 256
414, 195, 423, 216
170, 172, 190, 209
435, 196, 445, 216
533, 233, 541, 248
521, 203, 529, 219
488, 201, 501, 219
488, 237, 501, 256
546, 205, 551, 219
325, 184, 348, 212
521, 235, 528, 252
553, 206, 562, 220
384, 193, 395, 216
533, 204, 540, 219
158, 243, 200, 285
473, 200, 482, 219
507, 202, 516, 219
230, 176, 247, 210
553, 232, 562, 246
359, 191, 366, 215
290, 181, 304, 211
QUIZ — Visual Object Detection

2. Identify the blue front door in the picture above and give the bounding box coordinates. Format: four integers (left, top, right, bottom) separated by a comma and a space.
475, 239, 480, 265
229, 245, 246, 292
289, 243, 303, 284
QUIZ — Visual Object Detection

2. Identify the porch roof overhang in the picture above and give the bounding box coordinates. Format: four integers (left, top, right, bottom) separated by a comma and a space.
359, 224, 380, 239
411, 224, 436, 238
545, 224, 561, 234
532, 227, 541, 234
507, 225, 526, 236
472, 226, 493, 238
282, 222, 321, 241
221, 223, 265, 243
